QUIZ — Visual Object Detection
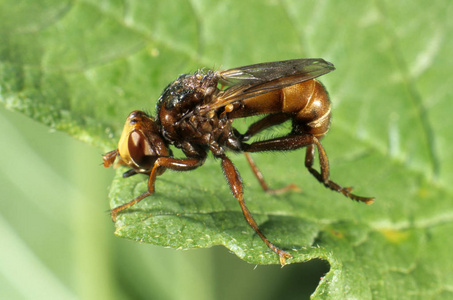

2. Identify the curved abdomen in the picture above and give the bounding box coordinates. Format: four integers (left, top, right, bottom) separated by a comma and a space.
229, 79, 331, 138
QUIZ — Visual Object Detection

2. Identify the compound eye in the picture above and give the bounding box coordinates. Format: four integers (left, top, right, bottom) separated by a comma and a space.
128, 130, 154, 168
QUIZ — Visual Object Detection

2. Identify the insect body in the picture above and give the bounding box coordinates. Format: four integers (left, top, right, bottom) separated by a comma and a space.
103, 58, 374, 265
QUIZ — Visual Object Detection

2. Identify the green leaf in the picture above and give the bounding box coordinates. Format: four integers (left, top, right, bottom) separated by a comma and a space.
1, 0, 452, 298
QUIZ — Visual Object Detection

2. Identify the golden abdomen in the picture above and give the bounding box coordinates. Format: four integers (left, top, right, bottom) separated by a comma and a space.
230, 79, 331, 138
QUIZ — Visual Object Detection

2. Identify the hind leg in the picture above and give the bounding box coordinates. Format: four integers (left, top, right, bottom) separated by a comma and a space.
243, 133, 374, 204
240, 114, 300, 194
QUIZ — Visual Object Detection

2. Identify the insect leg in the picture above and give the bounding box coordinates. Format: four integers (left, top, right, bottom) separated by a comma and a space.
239, 113, 299, 194
241, 113, 290, 141
122, 169, 138, 178
111, 157, 205, 221
244, 152, 300, 195
220, 155, 292, 265
304, 143, 374, 204
244, 134, 374, 204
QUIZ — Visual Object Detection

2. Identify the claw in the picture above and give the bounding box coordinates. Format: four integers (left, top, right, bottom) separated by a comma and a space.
278, 250, 293, 266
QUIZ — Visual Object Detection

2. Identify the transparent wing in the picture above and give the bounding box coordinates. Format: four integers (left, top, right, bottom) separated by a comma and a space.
202, 58, 335, 112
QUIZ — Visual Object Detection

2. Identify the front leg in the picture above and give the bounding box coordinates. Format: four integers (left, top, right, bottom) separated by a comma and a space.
220, 155, 292, 265
111, 157, 205, 221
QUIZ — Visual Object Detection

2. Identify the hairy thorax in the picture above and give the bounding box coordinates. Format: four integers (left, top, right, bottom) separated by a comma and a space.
157, 71, 240, 157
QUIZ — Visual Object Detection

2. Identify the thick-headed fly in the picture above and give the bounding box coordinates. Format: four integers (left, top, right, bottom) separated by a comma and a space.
103, 58, 374, 265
